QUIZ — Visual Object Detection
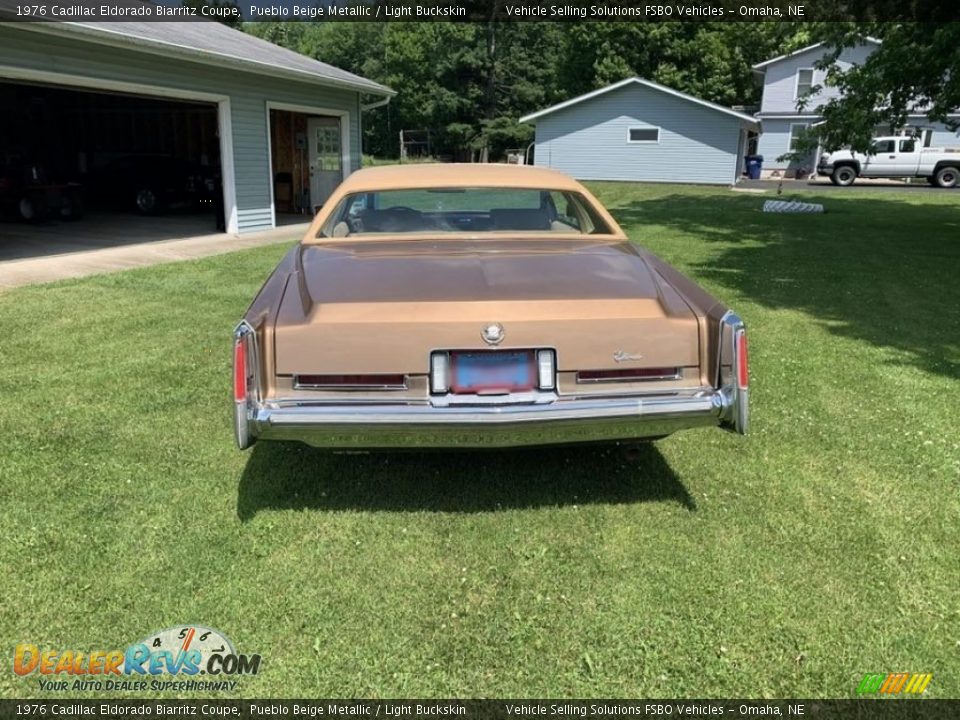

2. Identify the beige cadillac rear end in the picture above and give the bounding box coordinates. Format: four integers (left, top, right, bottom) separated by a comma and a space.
232, 165, 748, 450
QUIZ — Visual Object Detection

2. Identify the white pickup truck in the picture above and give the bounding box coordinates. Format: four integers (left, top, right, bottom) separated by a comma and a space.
817, 135, 960, 188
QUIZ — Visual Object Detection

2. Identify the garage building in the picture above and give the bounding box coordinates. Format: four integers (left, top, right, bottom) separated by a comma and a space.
520, 77, 760, 186
0, 20, 393, 235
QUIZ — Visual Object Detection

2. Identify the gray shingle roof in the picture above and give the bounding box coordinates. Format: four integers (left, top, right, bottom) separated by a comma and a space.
1, 2, 392, 96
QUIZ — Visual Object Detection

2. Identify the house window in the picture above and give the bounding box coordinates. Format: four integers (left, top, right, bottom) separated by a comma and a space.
627, 127, 660, 143
788, 123, 810, 153
796, 68, 814, 98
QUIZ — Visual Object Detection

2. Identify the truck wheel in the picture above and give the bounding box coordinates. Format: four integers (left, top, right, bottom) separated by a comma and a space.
831, 166, 857, 186
934, 166, 959, 189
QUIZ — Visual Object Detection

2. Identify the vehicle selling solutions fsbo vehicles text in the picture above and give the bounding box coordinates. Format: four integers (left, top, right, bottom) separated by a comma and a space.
504, 5, 798, 18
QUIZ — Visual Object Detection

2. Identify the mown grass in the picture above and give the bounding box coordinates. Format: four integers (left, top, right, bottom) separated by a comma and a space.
1, 183, 957, 699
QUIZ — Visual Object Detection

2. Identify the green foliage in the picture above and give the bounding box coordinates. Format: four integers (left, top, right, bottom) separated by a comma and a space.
244, 21, 814, 160
808, 22, 960, 153
559, 23, 804, 107
246, 20, 958, 159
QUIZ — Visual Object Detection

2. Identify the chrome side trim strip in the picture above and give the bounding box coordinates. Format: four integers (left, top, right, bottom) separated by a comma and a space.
575, 371, 683, 384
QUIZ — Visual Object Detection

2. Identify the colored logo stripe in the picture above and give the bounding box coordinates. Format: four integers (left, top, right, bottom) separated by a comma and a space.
857, 672, 932, 694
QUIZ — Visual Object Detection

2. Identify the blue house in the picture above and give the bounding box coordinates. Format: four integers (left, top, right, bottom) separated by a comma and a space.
753, 40, 960, 177
520, 77, 760, 186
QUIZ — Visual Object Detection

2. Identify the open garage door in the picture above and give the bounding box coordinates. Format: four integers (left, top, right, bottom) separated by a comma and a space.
268, 105, 348, 222
0, 80, 226, 259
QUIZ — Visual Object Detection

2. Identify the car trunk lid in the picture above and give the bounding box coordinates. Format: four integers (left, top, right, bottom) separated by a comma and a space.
273, 239, 700, 375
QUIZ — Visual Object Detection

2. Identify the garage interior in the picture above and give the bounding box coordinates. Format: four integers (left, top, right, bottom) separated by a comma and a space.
269, 108, 344, 220
0, 80, 224, 259
269, 109, 312, 220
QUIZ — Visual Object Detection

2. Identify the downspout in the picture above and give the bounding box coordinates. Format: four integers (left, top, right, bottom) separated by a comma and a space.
361, 96, 391, 112
359, 95, 392, 167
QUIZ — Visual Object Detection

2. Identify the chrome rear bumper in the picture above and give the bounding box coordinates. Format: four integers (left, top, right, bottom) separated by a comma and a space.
232, 312, 749, 450
244, 391, 726, 449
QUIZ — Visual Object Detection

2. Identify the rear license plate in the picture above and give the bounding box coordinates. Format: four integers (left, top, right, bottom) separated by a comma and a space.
450, 351, 536, 394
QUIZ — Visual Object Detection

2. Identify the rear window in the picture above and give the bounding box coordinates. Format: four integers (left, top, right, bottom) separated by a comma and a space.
318, 187, 613, 237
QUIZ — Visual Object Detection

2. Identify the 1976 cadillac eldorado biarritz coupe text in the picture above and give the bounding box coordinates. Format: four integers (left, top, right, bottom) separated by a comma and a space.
232, 165, 748, 450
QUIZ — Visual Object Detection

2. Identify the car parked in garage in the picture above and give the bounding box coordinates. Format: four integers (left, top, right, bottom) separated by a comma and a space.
86, 155, 216, 215
0, 156, 84, 222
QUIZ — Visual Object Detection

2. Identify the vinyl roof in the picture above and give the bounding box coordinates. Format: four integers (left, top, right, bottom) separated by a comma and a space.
3, 3, 393, 97
338, 163, 585, 192
519, 77, 760, 129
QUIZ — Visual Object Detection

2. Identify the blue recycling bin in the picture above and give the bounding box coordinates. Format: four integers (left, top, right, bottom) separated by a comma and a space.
745, 155, 763, 180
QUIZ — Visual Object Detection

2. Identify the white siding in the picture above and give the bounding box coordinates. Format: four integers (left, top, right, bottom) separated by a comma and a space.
532, 83, 743, 185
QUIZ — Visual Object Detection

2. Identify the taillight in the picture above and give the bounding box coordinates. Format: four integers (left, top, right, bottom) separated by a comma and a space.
295, 374, 406, 389
736, 331, 749, 389
233, 339, 247, 402
577, 367, 680, 382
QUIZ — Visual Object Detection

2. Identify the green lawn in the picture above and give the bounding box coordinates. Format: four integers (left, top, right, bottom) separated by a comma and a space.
1, 183, 958, 699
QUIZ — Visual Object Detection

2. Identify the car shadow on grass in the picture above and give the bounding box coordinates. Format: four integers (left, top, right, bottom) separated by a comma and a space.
609, 192, 960, 380
236, 441, 695, 520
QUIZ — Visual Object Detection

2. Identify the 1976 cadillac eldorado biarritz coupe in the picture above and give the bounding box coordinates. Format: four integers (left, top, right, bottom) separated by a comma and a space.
232, 165, 748, 450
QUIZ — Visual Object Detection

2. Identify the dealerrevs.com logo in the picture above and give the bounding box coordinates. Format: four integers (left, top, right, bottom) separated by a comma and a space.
13, 625, 261, 692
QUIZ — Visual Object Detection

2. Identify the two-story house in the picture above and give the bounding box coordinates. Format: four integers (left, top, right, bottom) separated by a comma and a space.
753, 40, 960, 177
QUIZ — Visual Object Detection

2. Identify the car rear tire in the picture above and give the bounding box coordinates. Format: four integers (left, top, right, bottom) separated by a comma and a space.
934, 166, 959, 189
135, 188, 160, 214
831, 166, 857, 186
60, 191, 85, 221
18, 196, 43, 222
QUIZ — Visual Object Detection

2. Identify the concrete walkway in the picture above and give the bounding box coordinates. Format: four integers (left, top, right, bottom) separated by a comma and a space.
0, 222, 309, 290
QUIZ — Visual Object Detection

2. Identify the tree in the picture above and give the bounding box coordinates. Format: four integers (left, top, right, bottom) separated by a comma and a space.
557, 22, 810, 107
812, 22, 960, 153
241, 21, 817, 161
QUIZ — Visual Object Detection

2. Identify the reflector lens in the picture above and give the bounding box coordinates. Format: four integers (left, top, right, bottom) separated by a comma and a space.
577, 367, 680, 382
537, 349, 556, 390
233, 339, 247, 402
431, 352, 449, 394
736, 331, 749, 389
296, 374, 406, 388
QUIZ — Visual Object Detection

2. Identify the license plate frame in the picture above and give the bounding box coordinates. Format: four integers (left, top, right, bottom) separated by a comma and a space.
449, 350, 537, 395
